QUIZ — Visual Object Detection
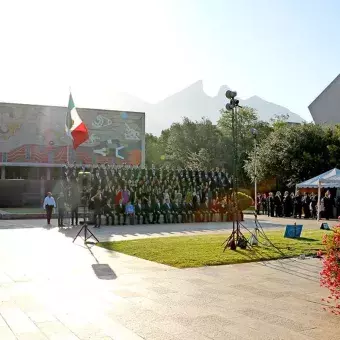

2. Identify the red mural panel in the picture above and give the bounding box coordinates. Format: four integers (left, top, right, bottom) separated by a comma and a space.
0, 102, 145, 165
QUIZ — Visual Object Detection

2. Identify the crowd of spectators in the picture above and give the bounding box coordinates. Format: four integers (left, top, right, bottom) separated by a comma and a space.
256, 190, 338, 220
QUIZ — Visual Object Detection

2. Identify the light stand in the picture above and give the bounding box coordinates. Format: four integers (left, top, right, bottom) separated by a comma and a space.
73, 195, 99, 244
73, 176, 99, 244
220, 105, 283, 253
222, 90, 247, 251
251, 128, 258, 214
249, 212, 259, 246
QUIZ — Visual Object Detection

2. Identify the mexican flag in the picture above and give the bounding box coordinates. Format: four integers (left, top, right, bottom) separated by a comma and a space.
65, 93, 89, 149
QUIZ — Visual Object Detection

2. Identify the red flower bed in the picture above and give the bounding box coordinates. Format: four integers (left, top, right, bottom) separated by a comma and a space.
319, 226, 340, 315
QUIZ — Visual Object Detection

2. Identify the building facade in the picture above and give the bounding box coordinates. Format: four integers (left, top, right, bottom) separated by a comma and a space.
309, 74, 340, 124
0, 102, 145, 180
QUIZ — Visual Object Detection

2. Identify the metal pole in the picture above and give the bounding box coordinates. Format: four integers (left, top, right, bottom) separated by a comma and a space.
317, 180, 321, 221
254, 136, 257, 213
234, 105, 239, 239
231, 106, 236, 240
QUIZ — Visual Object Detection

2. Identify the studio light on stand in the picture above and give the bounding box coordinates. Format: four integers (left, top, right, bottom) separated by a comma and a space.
222, 90, 248, 251
221, 107, 280, 252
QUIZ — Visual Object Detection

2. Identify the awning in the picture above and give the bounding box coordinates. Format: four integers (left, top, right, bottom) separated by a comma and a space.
296, 168, 340, 188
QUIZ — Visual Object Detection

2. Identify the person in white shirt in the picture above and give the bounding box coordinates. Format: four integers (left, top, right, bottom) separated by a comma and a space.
43, 192, 56, 225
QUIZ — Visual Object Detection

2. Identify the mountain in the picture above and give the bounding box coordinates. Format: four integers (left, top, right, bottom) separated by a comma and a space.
241, 95, 303, 122
105, 80, 304, 135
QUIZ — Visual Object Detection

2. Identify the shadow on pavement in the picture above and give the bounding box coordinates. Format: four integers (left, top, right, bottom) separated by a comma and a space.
86, 242, 118, 280
53, 218, 282, 242
91, 264, 117, 280
56, 226, 118, 280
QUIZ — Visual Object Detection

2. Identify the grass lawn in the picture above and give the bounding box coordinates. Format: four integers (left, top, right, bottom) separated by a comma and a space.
97, 229, 328, 268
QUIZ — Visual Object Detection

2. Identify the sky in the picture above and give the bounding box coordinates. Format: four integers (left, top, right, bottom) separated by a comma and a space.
0, 0, 339, 121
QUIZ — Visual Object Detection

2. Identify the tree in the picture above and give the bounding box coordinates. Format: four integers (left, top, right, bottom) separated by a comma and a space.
270, 113, 290, 129
162, 117, 228, 169
244, 123, 340, 187
218, 106, 272, 146
145, 133, 165, 167
217, 106, 272, 185
187, 148, 213, 170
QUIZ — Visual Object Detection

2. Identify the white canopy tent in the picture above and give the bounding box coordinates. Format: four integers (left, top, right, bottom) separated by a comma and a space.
296, 168, 340, 220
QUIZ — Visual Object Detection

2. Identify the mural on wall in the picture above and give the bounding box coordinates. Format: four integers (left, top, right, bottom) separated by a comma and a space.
0, 103, 145, 165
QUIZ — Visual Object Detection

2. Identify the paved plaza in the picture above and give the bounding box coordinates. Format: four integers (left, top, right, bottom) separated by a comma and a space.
0, 217, 338, 339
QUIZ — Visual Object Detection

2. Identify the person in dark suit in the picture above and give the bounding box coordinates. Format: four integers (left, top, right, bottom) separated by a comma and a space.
57, 191, 66, 227
134, 199, 143, 224
201, 198, 211, 222
91, 190, 103, 228
193, 193, 201, 222
311, 193, 318, 219
70, 185, 80, 226
103, 198, 115, 225
302, 192, 311, 219
184, 201, 194, 223
274, 191, 282, 217
219, 199, 227, 222
152, 198, 162, 224
171, 199, 179, 223
283, 191, 292, 217
335, 195, 340, 219
178, 200, 186, 223
323, 190, 332, 220
142, 199, 151, 224
115, 198, 126, 225
267, 192, 275, 217
293, 191, 302, 219
261, 194, 267, 215
162, 198, 172, 223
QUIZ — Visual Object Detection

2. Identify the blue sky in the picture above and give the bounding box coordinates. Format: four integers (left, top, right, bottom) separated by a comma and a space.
168, 0, 340, 121
0, 0, 339, 121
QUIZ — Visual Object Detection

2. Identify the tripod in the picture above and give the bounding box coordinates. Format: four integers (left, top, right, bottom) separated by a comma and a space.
222, 206, 248, 251
73, 199, 99, 244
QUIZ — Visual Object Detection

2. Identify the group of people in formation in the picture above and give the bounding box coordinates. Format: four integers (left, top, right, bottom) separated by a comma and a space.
56, 162, 232, 228
256, 190, 337, 220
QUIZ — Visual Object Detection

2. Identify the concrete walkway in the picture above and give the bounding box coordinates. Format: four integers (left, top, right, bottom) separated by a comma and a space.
0, 214, 333, 241
0, 219, 338, 339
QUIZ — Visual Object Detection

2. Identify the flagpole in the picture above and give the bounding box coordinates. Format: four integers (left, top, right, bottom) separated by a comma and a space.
67, 87, 71, 165
67, 144, 70, 164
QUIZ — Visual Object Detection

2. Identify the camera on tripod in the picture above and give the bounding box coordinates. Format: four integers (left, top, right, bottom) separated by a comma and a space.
78, 171, 91, 213
72, 170, 99, 244
78, 171, 91, 190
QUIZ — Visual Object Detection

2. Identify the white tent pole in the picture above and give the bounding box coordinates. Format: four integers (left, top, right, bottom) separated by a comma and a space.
317, 180, 321, 221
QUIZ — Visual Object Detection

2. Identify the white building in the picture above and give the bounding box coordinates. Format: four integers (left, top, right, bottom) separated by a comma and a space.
309, 74, 340, 124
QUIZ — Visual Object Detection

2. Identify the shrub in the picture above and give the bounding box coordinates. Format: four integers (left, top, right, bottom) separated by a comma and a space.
237, 192, 253, 211
319, 226, 340, 315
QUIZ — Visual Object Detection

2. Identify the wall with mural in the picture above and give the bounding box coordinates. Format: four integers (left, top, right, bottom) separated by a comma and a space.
0, 102, 145, 165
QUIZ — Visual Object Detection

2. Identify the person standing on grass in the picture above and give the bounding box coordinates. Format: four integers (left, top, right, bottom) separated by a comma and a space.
43, 192, 56, 225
